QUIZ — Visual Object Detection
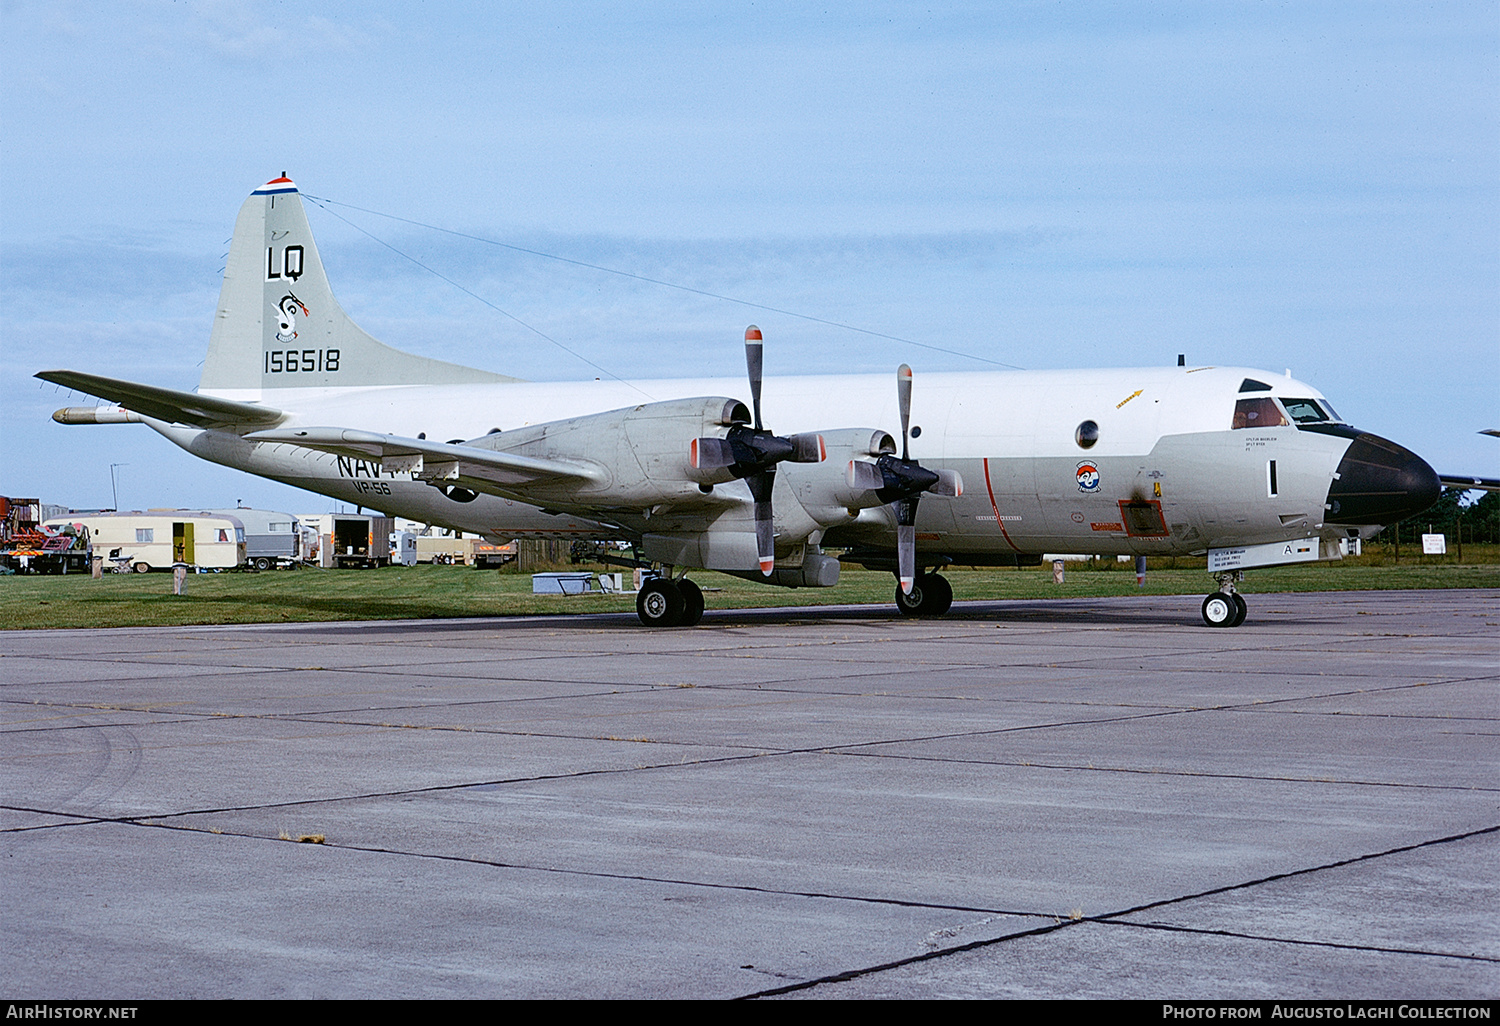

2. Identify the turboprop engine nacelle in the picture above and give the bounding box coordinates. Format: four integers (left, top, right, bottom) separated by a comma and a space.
780, 428, 901, 528
469, 396, 752, 509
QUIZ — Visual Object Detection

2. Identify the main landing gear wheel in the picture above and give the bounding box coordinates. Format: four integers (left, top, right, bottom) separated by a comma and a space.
1202, 591, 1247, 628
894, 572, 953, 617
677, 578, 705, 627
635, 578, 703, 627
637, 578, 685, 627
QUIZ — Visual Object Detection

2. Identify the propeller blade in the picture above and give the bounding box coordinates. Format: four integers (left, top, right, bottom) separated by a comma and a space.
897, 363, 913, 461
747, 469, 776, 575
848, 460, 885, 491
896, 518, 916, 594
691, 437, 737, 470
788, 432, 826, 464
745, 326, 764, 431
931, 468, 963, 497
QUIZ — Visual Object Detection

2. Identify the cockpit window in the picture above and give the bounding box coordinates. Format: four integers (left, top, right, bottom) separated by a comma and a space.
1238, 378, 1272, 393
1279, 398, 1335, 424
1231, 397, 1290, 430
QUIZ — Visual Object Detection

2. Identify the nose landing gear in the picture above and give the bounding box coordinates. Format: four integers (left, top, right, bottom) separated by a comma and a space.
1202, 571, 1248, 628
894, 571, 953, 616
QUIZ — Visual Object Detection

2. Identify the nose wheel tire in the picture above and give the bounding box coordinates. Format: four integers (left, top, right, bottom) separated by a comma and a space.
894, 572, 953, 617
1202, 591, 1247, 628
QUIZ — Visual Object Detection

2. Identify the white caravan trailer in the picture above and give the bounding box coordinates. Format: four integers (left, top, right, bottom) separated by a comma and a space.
46, 511, 246, 572
208, 508, 299, 570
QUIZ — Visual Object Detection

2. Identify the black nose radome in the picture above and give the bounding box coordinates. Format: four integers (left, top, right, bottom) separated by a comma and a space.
1325, 432, 1441, 526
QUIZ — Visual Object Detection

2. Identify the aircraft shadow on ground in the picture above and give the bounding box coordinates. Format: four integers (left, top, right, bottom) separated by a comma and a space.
234, 596, 1331, 634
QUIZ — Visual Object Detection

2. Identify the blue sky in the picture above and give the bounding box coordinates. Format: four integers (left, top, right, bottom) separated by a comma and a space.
3, 1, 1495, 513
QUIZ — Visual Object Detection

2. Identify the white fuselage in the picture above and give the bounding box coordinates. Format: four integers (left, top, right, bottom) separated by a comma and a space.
159, 363, 1352, 559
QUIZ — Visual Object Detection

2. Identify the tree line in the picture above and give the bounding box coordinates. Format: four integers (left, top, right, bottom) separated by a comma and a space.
1376, 489, 1500, 547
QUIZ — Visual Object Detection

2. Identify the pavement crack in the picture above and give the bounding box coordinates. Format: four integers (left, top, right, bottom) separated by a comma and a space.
733, 823, 1500, 999
1096, 918, 1500, 965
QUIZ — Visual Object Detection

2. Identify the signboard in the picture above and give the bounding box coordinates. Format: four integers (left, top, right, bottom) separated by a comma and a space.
1208, 538, 1320, 572
1421, 533, 1447, 555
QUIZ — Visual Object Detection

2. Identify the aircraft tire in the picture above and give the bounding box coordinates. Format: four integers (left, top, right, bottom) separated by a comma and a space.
895, 573, 953, 617
1230, 592, 1248, 628
920, 573, 953, 615
678, 579, 705, 627
637, 578, 685, 628
895, 578, 925, 616
1201, 592, 1237, 627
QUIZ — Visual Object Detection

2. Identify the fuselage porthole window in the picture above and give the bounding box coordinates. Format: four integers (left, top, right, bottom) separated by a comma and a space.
1075, 420, 1099, 449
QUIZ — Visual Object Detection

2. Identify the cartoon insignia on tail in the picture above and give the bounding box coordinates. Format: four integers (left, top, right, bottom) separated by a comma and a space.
275, 293, 308, 343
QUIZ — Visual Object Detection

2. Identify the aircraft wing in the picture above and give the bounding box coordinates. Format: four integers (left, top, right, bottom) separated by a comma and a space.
245, 427, 603, 488
36, 370, 285, 428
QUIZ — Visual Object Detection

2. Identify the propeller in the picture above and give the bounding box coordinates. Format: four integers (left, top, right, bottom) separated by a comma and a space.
846, 364, 961, 593
691, 326, 824, 574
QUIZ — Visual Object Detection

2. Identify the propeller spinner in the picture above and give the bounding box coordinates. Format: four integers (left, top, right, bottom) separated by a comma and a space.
691, 326, 824, 575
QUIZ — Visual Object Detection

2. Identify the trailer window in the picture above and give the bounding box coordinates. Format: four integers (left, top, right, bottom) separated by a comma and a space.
136, 528, 154, 543
1231, 397, 1289, 430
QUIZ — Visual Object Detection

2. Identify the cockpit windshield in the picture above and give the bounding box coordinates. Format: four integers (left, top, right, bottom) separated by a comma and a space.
1279, 398, 1342, 424
1231, 397, 1289, 430
1232, 395, 1346, 430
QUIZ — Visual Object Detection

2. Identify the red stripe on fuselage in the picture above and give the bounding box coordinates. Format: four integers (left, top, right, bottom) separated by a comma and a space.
982, 457, 1021, 552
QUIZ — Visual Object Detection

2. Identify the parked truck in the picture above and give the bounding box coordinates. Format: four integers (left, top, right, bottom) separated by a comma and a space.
470, 539, 517, 568
298, 513, 394, 568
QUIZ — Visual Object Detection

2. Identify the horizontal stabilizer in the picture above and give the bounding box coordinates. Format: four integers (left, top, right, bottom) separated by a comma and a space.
37, 370, 284, 429
245, 427, 602, 488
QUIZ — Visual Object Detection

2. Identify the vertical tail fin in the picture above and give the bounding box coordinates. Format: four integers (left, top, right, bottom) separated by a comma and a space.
199, 175, 516, 394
